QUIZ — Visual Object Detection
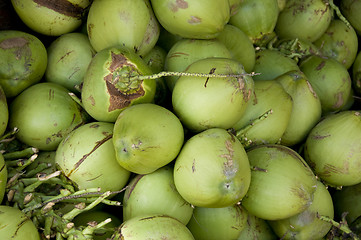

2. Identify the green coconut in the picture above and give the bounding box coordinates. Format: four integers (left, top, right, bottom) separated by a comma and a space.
0, 30, 47, 97
242, 144, 317, 220
173, 128, 251, 208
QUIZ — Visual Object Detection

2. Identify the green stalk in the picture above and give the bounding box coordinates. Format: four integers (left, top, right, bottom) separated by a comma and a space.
3, 147, 38, 160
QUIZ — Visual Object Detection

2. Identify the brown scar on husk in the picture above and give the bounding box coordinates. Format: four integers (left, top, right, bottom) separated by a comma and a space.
169, 0, 188, 12
125, 175, 144, 200
68, 134, 112, 176
312, 134, 331, 140
104, 52, 145, 111
34, 0, 85, 18
316, 61, 326, 70
319, 162, 349, 178
188, 16, 202, 24
0, 37, 28, 49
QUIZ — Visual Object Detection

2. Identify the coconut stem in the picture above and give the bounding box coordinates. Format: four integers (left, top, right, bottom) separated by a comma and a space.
3, 147, 38, 160
326, 0, 352, 29
318, 213, 359, 240
129, 71, 260, 81
233, 109, 273, 147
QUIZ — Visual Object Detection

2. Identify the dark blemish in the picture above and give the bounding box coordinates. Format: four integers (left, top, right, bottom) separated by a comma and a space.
0, 37, 28, 49
316, 61, 326, 70
169, 52, 190, 59
57, 50, 74, 63
333, 92, 344, 109
87, 23, 94, 38
15, 217, 31, 237
125, 175, 144, 200
104, 52, 145, 111
87, 174, 102, 182
69, 134, 113, 176
0, 163, 5, 173
204, 67, 216, 88
312, 134, 331, 140
169, 0, 188, 12
34, 0, 85, 19
48, 89, 55, 100
87, 95, 95, 106
188, 16, 201, 24
192, 159, 195, 172
89, 124, 100, 128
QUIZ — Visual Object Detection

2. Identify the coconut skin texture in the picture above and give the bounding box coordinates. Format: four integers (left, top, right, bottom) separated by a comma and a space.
241, 144, 317, 221
150, 0, 230, 39
268, 181, 334, 240
0, 205, 41, 240
173, 128, 251, 208
304, 111, 361, 187
123, 166, 193, 225
55, 122, 131, 192
187, 204, 248, 240
113, 103, 184, 175
87, 0, 160, 55
0, 30, 47, 97
111, 214, 195, 240
11, 0, 91, 36
172, 57, 254, 133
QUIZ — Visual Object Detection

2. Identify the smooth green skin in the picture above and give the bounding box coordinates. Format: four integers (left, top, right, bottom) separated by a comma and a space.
313, 19, 359, 70
232, 80, 293, 148
123, 166, 193, 225
352, 51, 361, 95
0, 30, 47, 97
299, 55, 352, 115
187, 204, 248, 240
332, 182, 361, 224
87, 0, 159, 55
229, 0, 279, 46
252, 49, 300, 81
150, 0, 230, 39
0, 205, 40, 239
9, 82, 88, 151
55, 122, 130, 192
237, 212, 278, 240
164, 39, 232, 91
172, 57, 254, 133
341, 0, 361, 35
268, 181, 334, 240
216, 24, 256, 73
173, 128, 251, 208
81, 45, 157, 123
45, 32, 96, 93
0, 85, 8, 137
304, 111, 361, 187
73, 210, 122, 240
112, 214, 195, 240
141, 45, 169, 106
276, 70, 322, 146
0, 153, 7, 204
11, 0, 90, 36
113, 103, 184, 175
275, 0, 332, 42
242, 144, 317, 221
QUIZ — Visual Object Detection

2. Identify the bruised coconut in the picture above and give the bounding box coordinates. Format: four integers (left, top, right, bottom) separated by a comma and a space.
11, 0, 90, 36
0, 30, 47, 97
81, 45, 157, 122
